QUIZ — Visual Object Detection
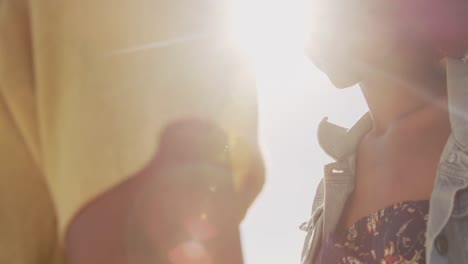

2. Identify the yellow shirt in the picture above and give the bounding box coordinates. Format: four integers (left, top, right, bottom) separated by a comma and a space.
0, 1, 262, 263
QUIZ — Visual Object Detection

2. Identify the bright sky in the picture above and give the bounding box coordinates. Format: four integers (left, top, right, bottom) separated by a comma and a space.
230, 0, 368, 263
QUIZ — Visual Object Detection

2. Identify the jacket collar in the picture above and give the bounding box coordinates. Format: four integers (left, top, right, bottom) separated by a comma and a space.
317, 112, 373, 161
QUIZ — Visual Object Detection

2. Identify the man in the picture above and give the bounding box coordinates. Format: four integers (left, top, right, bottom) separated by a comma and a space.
0, 1, 263, 263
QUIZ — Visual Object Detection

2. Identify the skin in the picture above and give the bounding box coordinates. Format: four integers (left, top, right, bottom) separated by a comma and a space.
305, 0, 467, 228
343, 69, 451, 228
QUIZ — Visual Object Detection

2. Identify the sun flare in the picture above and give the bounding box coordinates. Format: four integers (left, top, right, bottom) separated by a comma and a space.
230, 0, 312, 65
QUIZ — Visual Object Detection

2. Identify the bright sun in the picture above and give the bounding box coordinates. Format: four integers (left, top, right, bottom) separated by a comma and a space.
230, 0, 312, 66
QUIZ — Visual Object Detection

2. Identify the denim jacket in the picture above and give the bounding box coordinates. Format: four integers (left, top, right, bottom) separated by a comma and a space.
301, 57, 468, 264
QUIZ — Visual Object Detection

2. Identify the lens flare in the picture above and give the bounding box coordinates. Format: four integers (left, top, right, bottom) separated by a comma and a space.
230, 0, 312, 65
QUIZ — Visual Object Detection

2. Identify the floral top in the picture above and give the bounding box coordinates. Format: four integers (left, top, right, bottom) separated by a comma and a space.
317, 200, 429, 264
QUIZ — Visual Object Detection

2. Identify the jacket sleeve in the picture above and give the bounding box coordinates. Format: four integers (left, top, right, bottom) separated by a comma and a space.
311, 178, 325, 214
300, 178, 325, 264
447, 57, 468, 151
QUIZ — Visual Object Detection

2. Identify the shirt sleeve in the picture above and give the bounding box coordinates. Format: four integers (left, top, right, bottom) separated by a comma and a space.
0, 1, 58, 263
27, 0, 263, 241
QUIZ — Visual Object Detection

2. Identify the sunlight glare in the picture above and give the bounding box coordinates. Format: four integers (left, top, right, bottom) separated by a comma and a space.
230, 0, 312, 66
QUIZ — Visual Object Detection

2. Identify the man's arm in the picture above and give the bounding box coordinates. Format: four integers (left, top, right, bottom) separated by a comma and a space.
65, 119, 264, 263
28, 0, 264, 262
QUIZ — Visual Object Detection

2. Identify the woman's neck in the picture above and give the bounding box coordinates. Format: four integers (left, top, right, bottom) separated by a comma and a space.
360, 71, 447, 134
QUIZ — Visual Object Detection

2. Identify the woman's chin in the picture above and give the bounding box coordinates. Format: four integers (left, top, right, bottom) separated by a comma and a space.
312, 58, 361, 88
327, 73, 360, 89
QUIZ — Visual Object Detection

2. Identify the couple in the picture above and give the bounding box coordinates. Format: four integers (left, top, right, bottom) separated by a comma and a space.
0, 0, 467, 263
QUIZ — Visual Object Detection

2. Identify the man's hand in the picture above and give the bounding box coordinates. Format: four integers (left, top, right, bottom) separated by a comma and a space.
65, 120, 264, 264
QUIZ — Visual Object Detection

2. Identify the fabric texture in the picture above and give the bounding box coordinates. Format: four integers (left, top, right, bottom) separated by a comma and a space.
317, 200, 429, 264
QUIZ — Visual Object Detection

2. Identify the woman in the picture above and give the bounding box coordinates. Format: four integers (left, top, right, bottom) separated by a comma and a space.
301, 0, 468, 263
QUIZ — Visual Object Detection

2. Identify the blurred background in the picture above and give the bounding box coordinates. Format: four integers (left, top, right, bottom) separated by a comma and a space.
230, 0, 368, 262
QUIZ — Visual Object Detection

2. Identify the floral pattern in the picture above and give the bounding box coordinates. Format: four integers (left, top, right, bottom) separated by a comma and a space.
317, 201, 429, 264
